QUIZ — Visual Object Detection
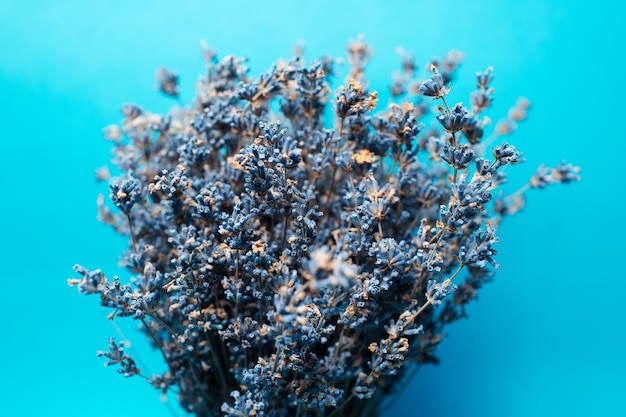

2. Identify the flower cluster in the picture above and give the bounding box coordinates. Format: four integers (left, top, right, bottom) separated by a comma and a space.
70, 38, 579, 417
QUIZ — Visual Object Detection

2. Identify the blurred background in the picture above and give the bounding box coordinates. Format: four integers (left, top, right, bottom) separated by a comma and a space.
1, 1, 623, 416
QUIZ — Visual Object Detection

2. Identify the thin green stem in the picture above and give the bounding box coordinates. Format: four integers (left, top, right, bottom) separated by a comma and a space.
440, 95, 451, 113
387, 147, 402, 181
405, 263, 465, 330
479, 132, 501, 154
147, 312, 179, 338
271, 347, 284, 375
322, 166, 338, 215
234, 249, 241, 318
205, 335, 229, 394
426, 226, 447, 264
334, 326, 346, 360
447, 262, 465, 282
505, 182, 531, 201
280, 215, 291, 255
141, 317, 169, 363
405, 299, 433, 329
126, 213, 138, 252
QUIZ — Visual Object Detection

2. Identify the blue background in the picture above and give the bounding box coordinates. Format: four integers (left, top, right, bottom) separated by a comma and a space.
1, 1, 623, 416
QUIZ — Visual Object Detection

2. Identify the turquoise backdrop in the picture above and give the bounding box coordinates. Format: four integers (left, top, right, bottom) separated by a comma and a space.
1, 1, 623, 416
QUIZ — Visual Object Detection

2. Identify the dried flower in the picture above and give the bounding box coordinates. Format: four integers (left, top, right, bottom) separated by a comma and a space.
156, 67, 180, 98
419, 66, 450, 98
71, 39, 579, 417
436, 102, 473, 133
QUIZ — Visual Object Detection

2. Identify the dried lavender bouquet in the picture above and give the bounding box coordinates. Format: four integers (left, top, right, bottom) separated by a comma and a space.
70, 39, 579, 417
